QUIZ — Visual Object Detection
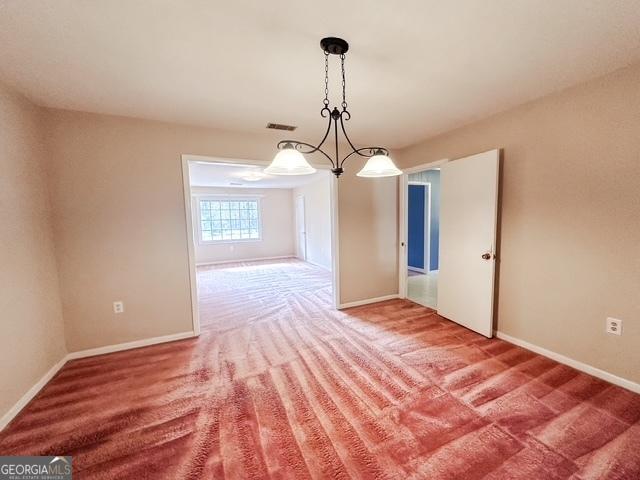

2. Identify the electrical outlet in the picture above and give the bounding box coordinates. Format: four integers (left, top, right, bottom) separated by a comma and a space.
113, 301, 124, 314
606, 317, 622, 336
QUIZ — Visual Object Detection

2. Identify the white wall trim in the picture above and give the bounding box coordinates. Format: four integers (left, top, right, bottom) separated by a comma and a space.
294, 194, 307, 260
0, 355, 68, 431
496, 331, 640, 394
66, 331, 197, 360
407, 266, 426, 274
181, 157, 201, 335
402, 159, 449, 174
6, 326, 637, 433
330, 175, 340, 309
1, 331, 198, 431
196, 255, 294, 267
304, 259, 332, 271
338, 294, 399, 309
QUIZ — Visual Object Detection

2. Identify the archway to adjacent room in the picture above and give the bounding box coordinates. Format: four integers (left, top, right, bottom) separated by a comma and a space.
181, 154, 339, 334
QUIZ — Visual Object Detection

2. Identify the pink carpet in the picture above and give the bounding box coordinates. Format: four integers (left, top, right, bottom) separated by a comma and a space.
0, 259, 639, 479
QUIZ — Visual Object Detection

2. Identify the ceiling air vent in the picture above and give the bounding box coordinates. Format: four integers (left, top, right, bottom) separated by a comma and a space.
266, 122, 297, 131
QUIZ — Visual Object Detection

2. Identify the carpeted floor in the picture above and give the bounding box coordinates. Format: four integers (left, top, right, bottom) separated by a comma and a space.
1, 259, 639, 479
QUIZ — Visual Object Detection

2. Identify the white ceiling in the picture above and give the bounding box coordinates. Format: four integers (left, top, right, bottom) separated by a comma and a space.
1, 1, 639, 148
189, 161, 329, 189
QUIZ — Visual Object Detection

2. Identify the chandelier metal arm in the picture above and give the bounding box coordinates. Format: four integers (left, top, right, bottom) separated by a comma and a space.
337, 111, 359, 161
340, 146, 390, 167
314, 107, 333, 154
276, 140, 335, 167
279, 105, 332, 150
339, 111, 355, 148
337, 112, 389, 168
276, 107, 390, 174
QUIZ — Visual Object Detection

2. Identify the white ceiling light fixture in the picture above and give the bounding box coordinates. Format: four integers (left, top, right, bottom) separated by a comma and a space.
357, 151, 404, 177
266, 37, 402, 179
264, 144, 316, 175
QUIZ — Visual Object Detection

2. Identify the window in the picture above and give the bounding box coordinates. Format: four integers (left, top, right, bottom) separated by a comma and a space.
198, 198, 261, 243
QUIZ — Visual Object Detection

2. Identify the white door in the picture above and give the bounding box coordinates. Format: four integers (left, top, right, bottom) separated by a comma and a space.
438, 149, 500, 337
295, 195, 307, 260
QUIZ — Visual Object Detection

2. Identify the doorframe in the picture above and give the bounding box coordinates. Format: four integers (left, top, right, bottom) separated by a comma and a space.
295, 194, 307, 260
407, 181, 431, 275
399, 159, 448, 299
181, 154, 340, 336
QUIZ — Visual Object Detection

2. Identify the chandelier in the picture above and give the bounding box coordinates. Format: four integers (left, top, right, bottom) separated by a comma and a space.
265, 37, 402, 178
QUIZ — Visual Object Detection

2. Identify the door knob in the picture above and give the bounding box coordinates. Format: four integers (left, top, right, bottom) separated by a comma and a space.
481, 252, 493, 260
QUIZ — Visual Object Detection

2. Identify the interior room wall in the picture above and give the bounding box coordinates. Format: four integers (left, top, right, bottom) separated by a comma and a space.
43, 109, 398, 351
44, 110, 279, 351
191, 186, 294, 264
408, 170, 440, 271
337, 157, 399, 305
0, 83, 67, 424
292, 176, 332, 270
397, 63, 640, 383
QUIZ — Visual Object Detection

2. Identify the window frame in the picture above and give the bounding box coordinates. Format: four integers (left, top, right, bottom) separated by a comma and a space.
195, 195, 263, 245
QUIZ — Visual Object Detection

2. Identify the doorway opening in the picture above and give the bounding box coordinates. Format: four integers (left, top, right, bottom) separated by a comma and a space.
181, 155, 339, 334
399, 150, 500, 338
406, 170, 441, 308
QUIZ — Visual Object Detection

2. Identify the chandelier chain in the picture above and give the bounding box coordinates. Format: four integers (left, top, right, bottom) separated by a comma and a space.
340, 54, 347, 110
323, 52, 330, 107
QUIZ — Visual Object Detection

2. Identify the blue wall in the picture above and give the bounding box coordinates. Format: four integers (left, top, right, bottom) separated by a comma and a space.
408, 170, 440, 271
408, 185, 425, 269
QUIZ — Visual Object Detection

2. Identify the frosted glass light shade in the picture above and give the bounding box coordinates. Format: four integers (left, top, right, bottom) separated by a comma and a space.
265, 147, 316, 175
357, 153, 402, 177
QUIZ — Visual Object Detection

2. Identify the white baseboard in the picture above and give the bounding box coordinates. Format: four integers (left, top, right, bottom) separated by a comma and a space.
304, 259, 332, 271
338, 294, 400, 309
496, 331, 640, 394
0, 355, 67, 431
196, 255, 294, 267
66, 331, 197, 360
1, 330, 197, 431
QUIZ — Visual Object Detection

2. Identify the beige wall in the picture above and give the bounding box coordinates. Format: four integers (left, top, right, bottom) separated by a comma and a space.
44, 110, 278, 351
43, 109, 396, 351
191, 186, 294, 264
293, 176, 332, 270
397, 64, 640, 383
337, 157, 399, 304
0, 84, 67, 421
